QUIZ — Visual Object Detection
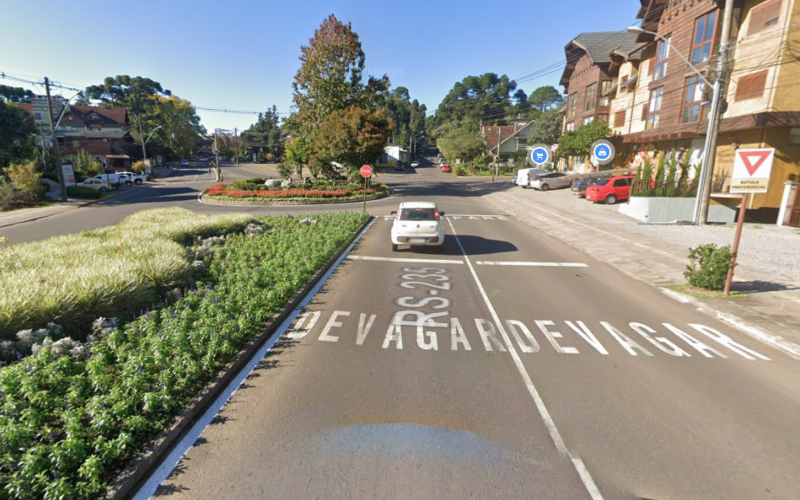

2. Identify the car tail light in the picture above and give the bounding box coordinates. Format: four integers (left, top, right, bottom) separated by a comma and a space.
397, 237, 404, 242
430, 236, 439, 243
434, 210, 440, 221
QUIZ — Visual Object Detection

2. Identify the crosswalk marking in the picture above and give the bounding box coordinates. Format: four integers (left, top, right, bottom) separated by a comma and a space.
346, 255, 464, 264
476, 261, 588, 267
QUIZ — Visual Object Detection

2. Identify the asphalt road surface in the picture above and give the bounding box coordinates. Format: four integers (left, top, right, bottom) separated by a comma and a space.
8, 161, 800, 499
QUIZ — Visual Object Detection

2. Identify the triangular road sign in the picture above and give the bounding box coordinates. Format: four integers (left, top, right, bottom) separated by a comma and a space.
738, 150, 771, 176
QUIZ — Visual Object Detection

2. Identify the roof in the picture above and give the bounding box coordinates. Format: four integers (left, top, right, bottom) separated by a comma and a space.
74, 106, 128, 125
483, 125, 518, 151
560, 31, 641, 87
400, 201, 437, 209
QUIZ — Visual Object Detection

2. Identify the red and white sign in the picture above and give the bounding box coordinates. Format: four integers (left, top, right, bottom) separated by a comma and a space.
731, 148, 774, 194
360, 165, 373, 178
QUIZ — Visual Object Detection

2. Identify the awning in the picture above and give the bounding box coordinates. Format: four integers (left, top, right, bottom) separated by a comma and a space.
105, 154, 130, 159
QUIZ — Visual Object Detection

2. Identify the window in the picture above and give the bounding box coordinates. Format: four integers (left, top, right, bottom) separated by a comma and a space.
597, 114, 608, 124
565, 122, 575, 131
613, 179, 628, 187
646, 87, 663, 130
735, 70, 768, 101
584, 83, 597, 112
691, 11, 718, 64
749, 0, 782, 36
34, 112, 42, 120
583, 116, 594, 125
567, 93, 577, 119
790, 128, 800, 145
682, 76, 706, 123
653, 37, 670, 80
614, 110, 626, 128
600, 81, 612, 95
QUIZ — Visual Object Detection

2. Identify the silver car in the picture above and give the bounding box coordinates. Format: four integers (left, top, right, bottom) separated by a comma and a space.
530, 172, 577, 191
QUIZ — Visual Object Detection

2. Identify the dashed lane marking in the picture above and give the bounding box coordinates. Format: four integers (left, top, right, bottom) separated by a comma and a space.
476, 261, 588, 267
346, 255, 464, 264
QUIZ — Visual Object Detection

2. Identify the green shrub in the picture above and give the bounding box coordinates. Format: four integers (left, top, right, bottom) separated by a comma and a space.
683, 243, 732, 291
0, 179, 40, 210
277, 163, 294, 178
0, 212, 369, 499
6, 160, 42, 198
452, 165, 467, 176
66, 186, 103, 199
131, 161, 146, 174
230, 178, 263, 190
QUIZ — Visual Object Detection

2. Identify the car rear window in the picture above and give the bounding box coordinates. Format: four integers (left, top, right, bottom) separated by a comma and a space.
400, 208, 436, 221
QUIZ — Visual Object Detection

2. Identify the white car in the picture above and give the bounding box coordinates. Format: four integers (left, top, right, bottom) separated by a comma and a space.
390, 202, 445, 252
411, 161, 420, 168
181, 159, 189, 165
117, 172, 146, 185
514, 168, 548, 188
80, 179, 116, 191
93, 173, 123, 185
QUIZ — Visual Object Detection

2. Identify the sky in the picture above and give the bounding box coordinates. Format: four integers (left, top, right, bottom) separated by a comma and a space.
1, 0, 641, 133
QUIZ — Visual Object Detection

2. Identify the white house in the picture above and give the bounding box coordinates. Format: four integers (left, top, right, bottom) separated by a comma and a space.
377, 145, 408, 166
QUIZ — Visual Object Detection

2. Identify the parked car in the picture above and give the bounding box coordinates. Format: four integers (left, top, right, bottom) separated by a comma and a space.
93, 173, 123, 184
585, 176, 634, 204
530, 172, 576, 191
571, 176, 608, 197
390, 201, 445, 252
181, 159, 190, 166
514, 168, 548, 188
441, 163, 452, 173
117, 172, 146, 185
411, 161, 420, 168
80, 179, 116, 191
394, 162, 405, 171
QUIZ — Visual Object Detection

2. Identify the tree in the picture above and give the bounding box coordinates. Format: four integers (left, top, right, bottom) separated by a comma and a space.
528, 86, 563, 114
241, 106, 283, 158
0, 85, 36, 103
0, 102, 37, 169
527, 109, 564, 147
291, 14, 389, 133
312, 107, 394, 176
436, 130, 486, 165
284, 137, 312, 176
557, 120, 610, 159
150, 95, 205, 160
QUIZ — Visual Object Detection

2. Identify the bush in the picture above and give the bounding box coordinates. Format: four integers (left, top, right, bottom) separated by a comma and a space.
66, 186, 103, 199
131, 161, 146, 174
6, 160, 42, 198
0, 179, 39, 211
684, 243, 732, 291
452, 165, 467, 176
0, 212, 369, 499
277, 163, 294, 178
230, 178, 264, 191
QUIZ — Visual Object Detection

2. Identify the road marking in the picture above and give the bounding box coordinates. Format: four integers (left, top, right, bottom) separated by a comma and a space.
132, 217, 377, 500
447, 217, 604, 499
476, 261, 588, 267
346, 255, 464, 264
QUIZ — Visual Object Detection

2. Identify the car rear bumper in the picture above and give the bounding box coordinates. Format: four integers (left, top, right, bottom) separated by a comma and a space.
585, 192, 604, 201
392, 234, 444, 246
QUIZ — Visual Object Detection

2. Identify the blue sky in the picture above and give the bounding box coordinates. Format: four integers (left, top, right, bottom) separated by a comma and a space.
1, 0, 641, 132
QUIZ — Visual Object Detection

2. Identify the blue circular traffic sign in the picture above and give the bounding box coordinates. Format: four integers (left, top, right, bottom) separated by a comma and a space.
530, 146, 550, 166
593, 144, 611, 160
590, 139, 616, 166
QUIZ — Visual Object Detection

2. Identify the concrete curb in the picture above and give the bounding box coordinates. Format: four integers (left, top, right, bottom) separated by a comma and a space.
104, 215, 373, 500
660, 287, 800, 360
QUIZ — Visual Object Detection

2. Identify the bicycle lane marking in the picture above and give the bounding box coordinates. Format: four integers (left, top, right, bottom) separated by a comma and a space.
446, 216, 604, 499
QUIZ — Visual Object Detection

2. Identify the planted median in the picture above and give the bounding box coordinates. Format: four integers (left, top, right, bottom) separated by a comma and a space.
0, 208, 369, 499
203, 177, 390, 205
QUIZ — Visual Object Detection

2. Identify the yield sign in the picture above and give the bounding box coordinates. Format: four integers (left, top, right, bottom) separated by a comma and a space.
739, 150, 772, 176
731, 148, 774, 194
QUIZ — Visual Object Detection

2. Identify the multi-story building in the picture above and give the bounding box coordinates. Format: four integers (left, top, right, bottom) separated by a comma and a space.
559, 31, 641, 171
607, 0, 800, 223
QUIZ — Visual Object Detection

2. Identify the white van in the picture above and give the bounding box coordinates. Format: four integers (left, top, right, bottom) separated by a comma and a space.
514, 168, 548, 188
93, 173, 123, 185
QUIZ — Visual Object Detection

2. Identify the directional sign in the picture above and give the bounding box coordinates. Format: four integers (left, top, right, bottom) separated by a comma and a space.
214, 149, 219, 155
730, 148, 774, 194
590, 139, 616, 166
528, 143, 551, 167
360, 164, 373, 178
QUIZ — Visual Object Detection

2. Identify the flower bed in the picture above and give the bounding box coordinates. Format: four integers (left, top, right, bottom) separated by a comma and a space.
0, 211, 369, 499
205, 179, 388, 202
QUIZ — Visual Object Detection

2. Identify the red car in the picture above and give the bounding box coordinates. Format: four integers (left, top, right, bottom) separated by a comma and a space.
585, 175, 634, 204
441, 163, 452, 173
394, 162, 405, 171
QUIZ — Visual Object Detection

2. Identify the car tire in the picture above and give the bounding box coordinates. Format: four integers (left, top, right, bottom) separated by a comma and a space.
134, 179, 143, 185
99, 187, 108, 192
125, 181, 132, 186
392, 243, 398, 252
605, 194, 617, 205
540, 183, 550, 192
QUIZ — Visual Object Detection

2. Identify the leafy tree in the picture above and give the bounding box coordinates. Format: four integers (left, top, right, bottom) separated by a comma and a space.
6, 160, 42, 198
312, 107, 394, 176
527, 109, 564, 146
436, 130, 486, 165
291, 14, 390, 133
558, 120, 610, 159
528, 86, 563, 114
150, 95, 205, 160
0, 85, 36, 103
284, 136, 312, 176
386, 87, 426, 147
74, 150, 103, 179
241, 105, 283, 157
0, 101, 37, 169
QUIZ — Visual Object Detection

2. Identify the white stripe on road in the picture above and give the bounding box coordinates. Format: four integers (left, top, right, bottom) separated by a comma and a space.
133, 219, 378, 499
446, 217, 605, 500
346, 255, 464, 264
476, 261, 588, 267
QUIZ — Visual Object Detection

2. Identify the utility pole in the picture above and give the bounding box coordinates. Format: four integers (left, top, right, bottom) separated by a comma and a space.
214, 129, 220, 181
39, 123, 48, 171
492, 127, 501, 182
234, 127, 239, 165
44, 77, 67, 201
696, 0, 735, 225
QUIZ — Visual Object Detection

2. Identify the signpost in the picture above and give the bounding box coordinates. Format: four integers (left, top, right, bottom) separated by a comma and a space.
724, 148, 775, 294
360, 165, 373, 213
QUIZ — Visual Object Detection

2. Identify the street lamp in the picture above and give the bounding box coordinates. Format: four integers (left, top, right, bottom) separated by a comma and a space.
626, 25, 722, 225
410, 131, 425, 162
142, 125, 162, 178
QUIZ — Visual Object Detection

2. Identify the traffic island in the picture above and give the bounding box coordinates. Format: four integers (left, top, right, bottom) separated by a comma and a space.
200, 178, 391, 206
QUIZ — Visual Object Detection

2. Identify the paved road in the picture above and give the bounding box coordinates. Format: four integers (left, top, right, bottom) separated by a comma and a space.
123, 161, 800, 499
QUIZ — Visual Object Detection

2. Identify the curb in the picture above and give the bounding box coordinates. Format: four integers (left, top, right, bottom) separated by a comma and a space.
660, 287, 800, 360
104, 215, 373, 500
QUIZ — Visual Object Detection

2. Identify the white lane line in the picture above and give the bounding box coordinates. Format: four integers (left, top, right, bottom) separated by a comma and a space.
446, 217, 605, 500
572, 457, 605, 500
476, 261, 588, 267
346, 255, 464, 264
133, 219, 377, 499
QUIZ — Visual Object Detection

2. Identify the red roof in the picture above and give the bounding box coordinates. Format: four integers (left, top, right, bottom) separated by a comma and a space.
483, 126, 518, 151
74, 105, 128, 126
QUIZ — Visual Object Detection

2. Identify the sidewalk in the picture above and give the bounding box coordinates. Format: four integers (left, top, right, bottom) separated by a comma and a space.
472, 181, 800, 359
0, 166, 179, 230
